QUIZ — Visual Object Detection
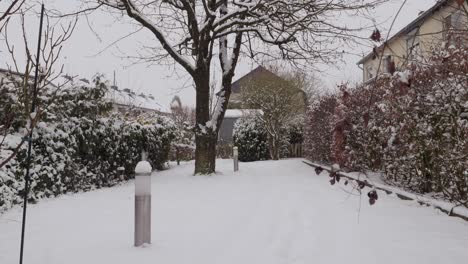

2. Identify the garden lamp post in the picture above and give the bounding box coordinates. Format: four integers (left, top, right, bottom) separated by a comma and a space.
233, 146, 239, 172
134, 156, 152, 247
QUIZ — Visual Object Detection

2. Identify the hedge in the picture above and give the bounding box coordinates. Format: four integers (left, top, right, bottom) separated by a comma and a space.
0, 76, 176, 212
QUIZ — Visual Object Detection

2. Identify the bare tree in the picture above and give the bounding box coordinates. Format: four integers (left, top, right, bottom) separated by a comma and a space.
0, 8, 76, 169
240, 67, 304, 160
280, 69, 326, 106
71, 0, 386, 174
0, 0, 25, 27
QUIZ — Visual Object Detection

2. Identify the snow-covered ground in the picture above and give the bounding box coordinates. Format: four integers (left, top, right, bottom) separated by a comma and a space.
1, 159, 467, 264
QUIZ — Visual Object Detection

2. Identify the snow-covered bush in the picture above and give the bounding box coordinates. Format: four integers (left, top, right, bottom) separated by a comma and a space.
233, 115, 269, 162
171, 121, 195, 163
304, 94, 337, 164
378, 47, 468, 203
325, 47, 468, 205
0, 77, 176, 212
216, 143, 233, 159
169, 96, 195, 163
288, 123, 304, 145
0, 76, 26, 132
332, 82, 388, 171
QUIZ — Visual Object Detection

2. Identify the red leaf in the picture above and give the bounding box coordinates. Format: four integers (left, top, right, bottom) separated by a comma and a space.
370, 29, 382, 42
315, 167, 324, 175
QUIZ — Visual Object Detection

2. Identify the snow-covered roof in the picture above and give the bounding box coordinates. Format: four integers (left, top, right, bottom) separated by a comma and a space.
231, 66, 287, 94
224, 109, 263, 119
106, 88, 163, 112
357, 0, 451, 65
0, 68, 58, 89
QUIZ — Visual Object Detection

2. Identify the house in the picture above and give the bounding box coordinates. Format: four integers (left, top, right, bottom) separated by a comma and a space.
0, 68, 58, 89
0, 68, 167, 118
218, 66, 306, 144
229, 66, 294, 107
112, 102, 169, 117
219, 66, 287, 143
358, 0, 467, 82
107, 84, 169, 117
218, 109, 263, 143
229, 66, 307, 110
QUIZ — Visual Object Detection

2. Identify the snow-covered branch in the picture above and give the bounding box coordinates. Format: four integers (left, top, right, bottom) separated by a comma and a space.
119, 0, 196, 76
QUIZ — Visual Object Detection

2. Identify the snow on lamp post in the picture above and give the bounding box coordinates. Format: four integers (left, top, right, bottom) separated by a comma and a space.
134, 153, 152, 247
233, 146, 239, 172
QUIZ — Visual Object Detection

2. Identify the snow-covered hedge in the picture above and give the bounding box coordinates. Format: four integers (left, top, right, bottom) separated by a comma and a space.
233, 114, 304, 161
171, 121, 195, 163
304, 47, 468, 206
304, 95, 337, 164
233, 115, 269, 162
0, 76, 175, 212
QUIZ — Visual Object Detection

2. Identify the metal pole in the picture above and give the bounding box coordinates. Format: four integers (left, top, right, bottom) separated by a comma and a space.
19, 4, 45, 264
134, 160, 152, 247
233, 146, 239, 172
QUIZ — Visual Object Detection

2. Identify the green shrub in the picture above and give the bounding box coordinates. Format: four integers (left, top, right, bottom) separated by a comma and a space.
233, 115, 269, 162
0, 76, 175, 212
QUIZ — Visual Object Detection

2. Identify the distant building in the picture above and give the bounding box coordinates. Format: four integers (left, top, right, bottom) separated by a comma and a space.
107, 85, 168, 117
358, 0, 467, 82
218, 66, 306, 144
0, 68, 57, 89
218, 109, 263, 143
229, 66, 294, 107
112, 102, 169, 117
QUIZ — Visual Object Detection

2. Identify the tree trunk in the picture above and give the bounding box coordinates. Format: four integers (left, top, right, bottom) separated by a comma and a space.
193, 67, 218, 175
194, 133, 217, 174
269, 135, 280, 160
192, 12, 239, 174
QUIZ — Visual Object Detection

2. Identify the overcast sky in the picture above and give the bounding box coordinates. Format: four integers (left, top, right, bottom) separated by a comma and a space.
1, 0, 439, 111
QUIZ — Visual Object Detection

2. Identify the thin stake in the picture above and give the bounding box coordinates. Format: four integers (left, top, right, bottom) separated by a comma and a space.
19, 3, 45, 264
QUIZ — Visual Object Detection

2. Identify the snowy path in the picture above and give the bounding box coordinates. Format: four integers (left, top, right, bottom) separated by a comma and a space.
1, 159, 468, 264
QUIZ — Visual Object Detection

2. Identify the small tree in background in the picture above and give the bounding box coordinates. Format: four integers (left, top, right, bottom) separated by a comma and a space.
240, 68, 305, 160
170, 96, 196, 164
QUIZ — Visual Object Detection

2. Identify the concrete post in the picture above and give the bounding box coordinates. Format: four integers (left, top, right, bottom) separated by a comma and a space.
134, 160, 152, 247
233, 146, 239, 172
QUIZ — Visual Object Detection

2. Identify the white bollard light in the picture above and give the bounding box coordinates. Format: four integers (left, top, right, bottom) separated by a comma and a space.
233, 146, 239, 172
134, 160, 152, 247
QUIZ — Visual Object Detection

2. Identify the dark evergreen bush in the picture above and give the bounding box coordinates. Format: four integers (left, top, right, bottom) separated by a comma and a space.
233, 115, 269, 162
0, 76, 175, 212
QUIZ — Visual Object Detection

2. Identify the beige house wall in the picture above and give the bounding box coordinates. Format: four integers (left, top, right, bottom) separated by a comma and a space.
361, 0, 467, 82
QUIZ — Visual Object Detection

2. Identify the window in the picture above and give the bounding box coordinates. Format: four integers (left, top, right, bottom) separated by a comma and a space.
366, 66, 374, 80
383, 55, 395, 74
406, 28, 420, 59
443, 14, 452, 40
444, 10, 466, 43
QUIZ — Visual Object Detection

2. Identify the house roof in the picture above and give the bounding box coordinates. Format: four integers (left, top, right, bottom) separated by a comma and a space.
112, 102, 169, 115
231, 66, 287, 93
0, 68, 58, 88
224, 109, 263, 119
357, 0, 451, 65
